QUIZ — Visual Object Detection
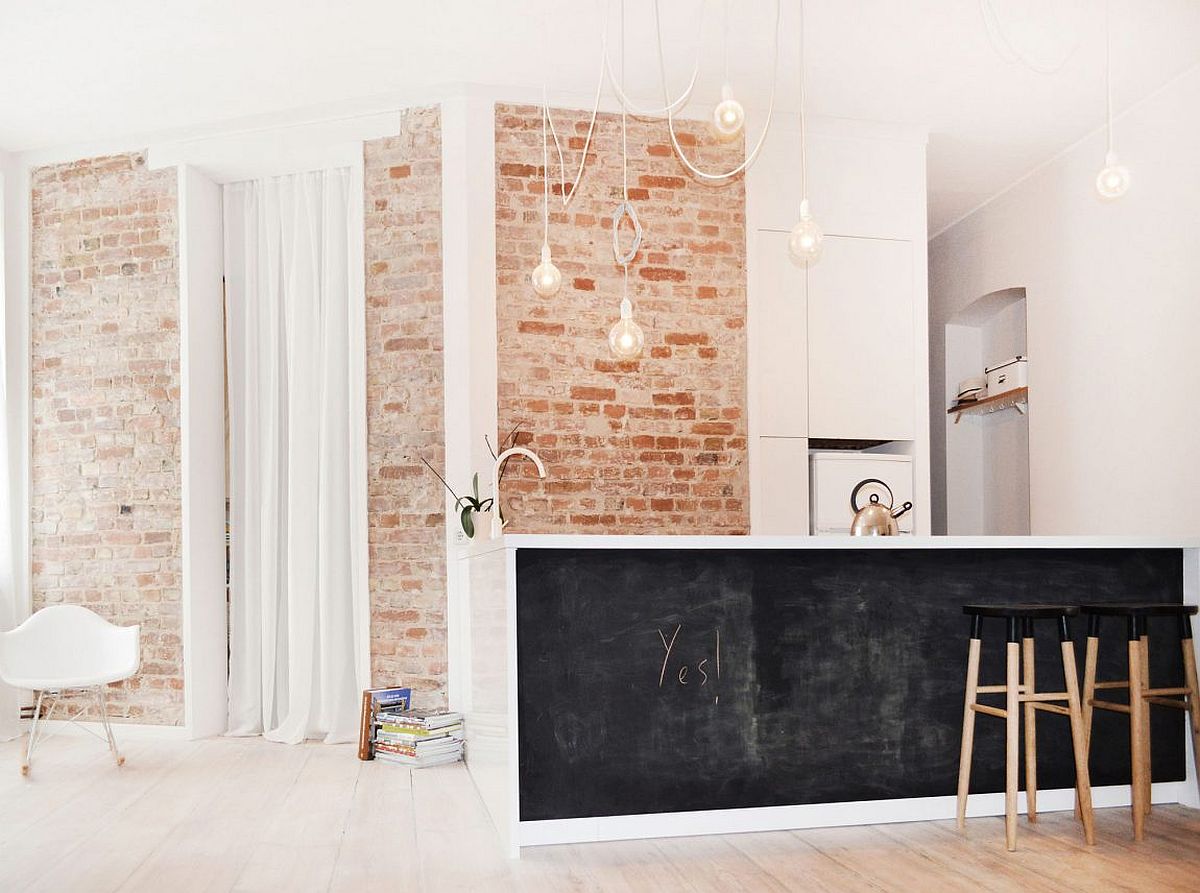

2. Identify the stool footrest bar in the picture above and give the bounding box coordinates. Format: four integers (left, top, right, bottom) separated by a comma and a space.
1142, 687, 1191, 697
970, 703, 1008, 718
1145, 697, 1190, 710
1019, 692, 1070, 703
1093, 681, 1130, 690
1030, 702, 1071, 716
977, 684, 1027, 694
1090, 699, 1132, 714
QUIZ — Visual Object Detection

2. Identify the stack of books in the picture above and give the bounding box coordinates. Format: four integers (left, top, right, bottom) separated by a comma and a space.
357, 686, 412, 760
373, 709, 464, 768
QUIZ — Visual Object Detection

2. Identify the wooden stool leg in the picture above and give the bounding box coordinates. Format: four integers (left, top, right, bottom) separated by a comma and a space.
957, 619, 983, 830
1180, 618, 1200, 801
1059, 617, 1095, 846
1140, 631, 1152, 815
1075, 623, 1099, 821
1022, 620, 1037, 822
1128, 620, 1148, 842
1005, 621, 1020, 852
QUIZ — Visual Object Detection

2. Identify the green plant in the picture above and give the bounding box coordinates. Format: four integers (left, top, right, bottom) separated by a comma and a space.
417, 423, 527, 539
456, 473, 494, 539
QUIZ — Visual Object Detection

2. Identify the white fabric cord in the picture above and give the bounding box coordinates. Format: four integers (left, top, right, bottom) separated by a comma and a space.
223, 168, 367, 745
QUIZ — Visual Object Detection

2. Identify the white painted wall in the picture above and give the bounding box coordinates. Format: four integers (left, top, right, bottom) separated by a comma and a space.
930, 65, 1200, 536
177, 166, 228, 738
943, 324, 984, 535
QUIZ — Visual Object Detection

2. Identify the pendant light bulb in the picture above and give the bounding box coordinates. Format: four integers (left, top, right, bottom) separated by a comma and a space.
788, 199, 823, 267
712, 84, 745, 140
531, 242, 562, 296
608, 298, 645, 359
1095, 150, 1130, 200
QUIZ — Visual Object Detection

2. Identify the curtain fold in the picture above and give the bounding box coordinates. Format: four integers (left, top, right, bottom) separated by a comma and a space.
0, 308, 17, 742
224, 168, 367, 745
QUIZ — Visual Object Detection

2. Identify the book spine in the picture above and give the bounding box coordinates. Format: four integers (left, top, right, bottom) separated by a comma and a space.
357, 690, 374, 761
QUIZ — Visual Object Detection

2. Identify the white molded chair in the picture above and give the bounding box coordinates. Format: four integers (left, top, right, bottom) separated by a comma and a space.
0, 605, 140, 775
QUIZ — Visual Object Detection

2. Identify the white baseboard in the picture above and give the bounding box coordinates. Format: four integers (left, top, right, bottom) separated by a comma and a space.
20, 718, 195, 741
516, 782, 1196, 849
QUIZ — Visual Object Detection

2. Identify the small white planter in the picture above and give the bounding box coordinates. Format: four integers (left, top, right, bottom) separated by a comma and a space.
470, 510, 494, 541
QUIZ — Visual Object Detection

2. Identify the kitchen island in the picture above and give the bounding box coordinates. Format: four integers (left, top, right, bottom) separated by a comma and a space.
455, 535, 1200, 856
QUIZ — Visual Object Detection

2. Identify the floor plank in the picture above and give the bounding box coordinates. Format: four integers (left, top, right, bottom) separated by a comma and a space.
2, 733, 1200, 892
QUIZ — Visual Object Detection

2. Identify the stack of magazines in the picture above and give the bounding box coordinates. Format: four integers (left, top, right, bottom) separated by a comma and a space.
373, 709, 464, 768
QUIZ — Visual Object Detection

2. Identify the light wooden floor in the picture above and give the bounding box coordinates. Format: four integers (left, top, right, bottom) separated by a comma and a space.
2, 735, 1199, 892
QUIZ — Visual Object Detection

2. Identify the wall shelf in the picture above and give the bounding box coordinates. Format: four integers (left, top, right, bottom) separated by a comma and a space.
947, 387, 1028, 423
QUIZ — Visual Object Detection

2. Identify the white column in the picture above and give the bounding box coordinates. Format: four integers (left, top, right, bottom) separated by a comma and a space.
441, 90, 499, 712
177, 165, 229, 738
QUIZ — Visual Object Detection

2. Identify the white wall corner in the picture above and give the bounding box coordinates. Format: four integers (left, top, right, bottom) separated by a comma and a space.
177, 164, 229, 739
441, 91, 498, 712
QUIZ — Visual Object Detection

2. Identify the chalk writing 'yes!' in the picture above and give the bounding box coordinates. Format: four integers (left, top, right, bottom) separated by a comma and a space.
657, 625, 721, 703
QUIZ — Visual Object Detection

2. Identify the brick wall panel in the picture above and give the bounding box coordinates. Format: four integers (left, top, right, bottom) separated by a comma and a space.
364, 107, 447, 707
30, 151, 183, 724
495, 104, 749, 534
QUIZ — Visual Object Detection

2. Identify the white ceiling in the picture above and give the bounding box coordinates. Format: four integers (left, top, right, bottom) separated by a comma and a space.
2, 0, 1198, 234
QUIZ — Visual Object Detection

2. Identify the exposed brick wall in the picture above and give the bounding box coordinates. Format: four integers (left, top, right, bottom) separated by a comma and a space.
495, 104, 749, 534
30, 152, 183, 724
364, 107, 447, 706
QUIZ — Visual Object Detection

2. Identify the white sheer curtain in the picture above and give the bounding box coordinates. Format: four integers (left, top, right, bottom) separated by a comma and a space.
223, 168, 368, 744
0, 168, 18, 742
0, 319, 17, 743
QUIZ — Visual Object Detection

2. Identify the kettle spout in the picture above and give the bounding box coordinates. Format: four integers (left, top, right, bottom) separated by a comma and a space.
890, 501, 914, 520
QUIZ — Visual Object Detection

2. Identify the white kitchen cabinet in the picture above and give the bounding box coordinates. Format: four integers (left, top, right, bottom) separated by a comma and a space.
752, 230, 807, 437
755, 436, 810, 534
807, 235, 915, 441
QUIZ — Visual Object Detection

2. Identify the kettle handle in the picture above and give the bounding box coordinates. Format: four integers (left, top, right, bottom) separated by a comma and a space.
850, 478, 894, 513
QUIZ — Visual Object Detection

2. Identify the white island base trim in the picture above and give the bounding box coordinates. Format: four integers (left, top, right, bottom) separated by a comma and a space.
514, 781, 1198, 850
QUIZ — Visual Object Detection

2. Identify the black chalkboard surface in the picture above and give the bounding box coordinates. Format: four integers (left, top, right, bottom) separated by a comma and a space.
515, 547, 1185, 822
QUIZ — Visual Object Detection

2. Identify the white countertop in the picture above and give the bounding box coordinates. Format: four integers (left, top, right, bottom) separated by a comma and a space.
457, 533, 1200, 558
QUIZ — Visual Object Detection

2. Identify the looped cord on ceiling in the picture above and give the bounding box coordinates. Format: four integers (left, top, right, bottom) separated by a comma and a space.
654, 0, 782, 181
979, 0, 1084, 75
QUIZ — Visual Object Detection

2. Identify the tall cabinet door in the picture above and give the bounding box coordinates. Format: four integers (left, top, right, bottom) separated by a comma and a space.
808, 235, 914, 441
750, 230, 808, 533
754, 230, 807, 435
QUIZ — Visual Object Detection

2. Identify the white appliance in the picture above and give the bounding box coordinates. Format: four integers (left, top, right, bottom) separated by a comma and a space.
809, 452, 915, 535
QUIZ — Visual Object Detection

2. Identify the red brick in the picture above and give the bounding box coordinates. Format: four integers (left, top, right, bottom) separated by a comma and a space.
570, 386, 616, 402
518, 320, 566, 336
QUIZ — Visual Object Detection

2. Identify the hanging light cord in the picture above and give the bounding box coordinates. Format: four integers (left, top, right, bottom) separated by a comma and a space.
621, 2, 630, 306
722, 0, 731, 85
798, 0, 808, 200
652, 0, 781, 181
541, 90, 550, 245
603, 0, 706, 118
979, 0, 1083, 76
546, 0, 708, 210
1104, 0, 1113, 155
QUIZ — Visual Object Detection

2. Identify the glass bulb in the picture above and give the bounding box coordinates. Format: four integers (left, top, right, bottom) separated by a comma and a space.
531, 242, 562, 296
608, 299, 645, 359
787, 199, 823, 267
712, 84, 745, 140
1095, 151, 1130, 200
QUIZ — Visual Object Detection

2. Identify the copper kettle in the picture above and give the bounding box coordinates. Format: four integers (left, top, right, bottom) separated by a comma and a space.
849, 478, 913, 536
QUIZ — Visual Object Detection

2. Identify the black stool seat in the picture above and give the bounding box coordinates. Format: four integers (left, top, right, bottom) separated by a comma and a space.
1079, 603, 1197, 617
963, 604, 1080, 619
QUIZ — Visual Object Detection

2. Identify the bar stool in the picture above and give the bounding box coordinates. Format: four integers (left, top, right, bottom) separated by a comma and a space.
956, 604, 1095, 852
1078, 603, 1200, 841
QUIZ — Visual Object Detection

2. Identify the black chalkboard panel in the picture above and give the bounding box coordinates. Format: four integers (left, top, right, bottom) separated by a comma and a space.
515, 547, 1185, 821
